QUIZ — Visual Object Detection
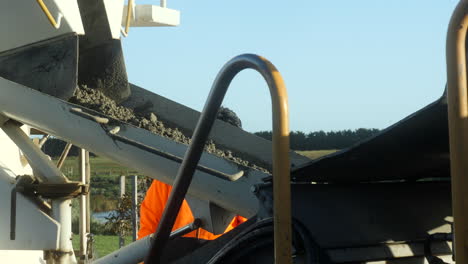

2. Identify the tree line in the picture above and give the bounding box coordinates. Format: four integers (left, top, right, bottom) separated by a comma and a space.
41, 128, 380, 157
254, 128, 380, 150
41, 138, 93, 157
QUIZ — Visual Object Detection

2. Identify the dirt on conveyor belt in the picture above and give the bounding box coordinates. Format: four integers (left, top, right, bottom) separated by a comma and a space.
70, 86, 269, 174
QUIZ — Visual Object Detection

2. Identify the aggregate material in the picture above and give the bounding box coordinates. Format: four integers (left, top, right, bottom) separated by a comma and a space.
70, 86, 268, 173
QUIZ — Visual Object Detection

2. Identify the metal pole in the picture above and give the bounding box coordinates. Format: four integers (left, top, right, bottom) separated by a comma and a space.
36, 0, 59, 28
160, 0, 166, 8
93, 222, 200, 264
85, 151, 91, 245
93, 234, 153, 264
120, 175, 126, 248
38, 134, 50, 148
79, 149, 88, 263
125, 0, 134, 35
131, 175, 138, 241
447, 1, 468, 263
57, 143, 73, 169
51, 199, 76, 264
145, 54, 291, 264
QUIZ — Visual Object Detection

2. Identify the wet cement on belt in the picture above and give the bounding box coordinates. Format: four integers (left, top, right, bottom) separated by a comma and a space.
70, 86, 269, 173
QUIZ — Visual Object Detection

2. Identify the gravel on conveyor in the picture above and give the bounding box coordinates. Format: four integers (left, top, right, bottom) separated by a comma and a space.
70, 86, 269, 173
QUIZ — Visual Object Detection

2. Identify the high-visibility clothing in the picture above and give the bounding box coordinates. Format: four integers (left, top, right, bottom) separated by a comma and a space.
138, 180, 247, 240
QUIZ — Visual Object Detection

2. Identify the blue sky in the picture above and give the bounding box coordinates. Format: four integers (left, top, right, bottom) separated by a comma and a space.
122, 0, 458, 133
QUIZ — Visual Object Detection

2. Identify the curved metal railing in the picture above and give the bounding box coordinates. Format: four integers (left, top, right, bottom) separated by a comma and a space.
144, 54, 292, 264
36, 0, 59, 28
447, 1, 468, 263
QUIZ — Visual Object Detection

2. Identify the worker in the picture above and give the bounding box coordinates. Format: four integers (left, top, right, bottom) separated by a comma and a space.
138, 180, 247, 240
139, 106, 246, 240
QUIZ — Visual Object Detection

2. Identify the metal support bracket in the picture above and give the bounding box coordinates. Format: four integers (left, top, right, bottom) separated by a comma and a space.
14, 175, 88, 199
10, 175, 54, 240
17, 181, 89, 199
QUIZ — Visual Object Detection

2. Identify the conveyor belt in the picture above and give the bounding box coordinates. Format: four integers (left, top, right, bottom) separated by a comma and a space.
0, 77, 277, 217
292, 92, 449, 183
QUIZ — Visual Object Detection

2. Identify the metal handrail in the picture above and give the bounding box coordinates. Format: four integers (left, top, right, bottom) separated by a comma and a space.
144, 54, 292, 264
446, 1, 468, 263
125, 0, 134, 35
36, 0, 58, 28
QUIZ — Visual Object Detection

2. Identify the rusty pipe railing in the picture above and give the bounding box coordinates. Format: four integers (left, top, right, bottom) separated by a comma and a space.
144, 54, 292, 264
447, 1, 468, 263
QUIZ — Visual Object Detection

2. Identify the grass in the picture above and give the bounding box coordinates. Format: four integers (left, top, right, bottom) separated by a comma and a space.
64, 157, 139, 258
72, 235, 133, 258
56, 156, 140, 211
58, 156, 138, 180
296, 150, 338, 159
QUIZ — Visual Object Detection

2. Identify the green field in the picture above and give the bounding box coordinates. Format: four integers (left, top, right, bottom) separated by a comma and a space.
56, 156, 142, 211
58, 156, 138, 180
297, 150, 338, 159
72, 235, 133, 258
63, 157, 139, 258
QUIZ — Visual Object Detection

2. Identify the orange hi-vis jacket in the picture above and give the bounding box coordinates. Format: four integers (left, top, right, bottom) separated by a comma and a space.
138, 180, 247, 240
